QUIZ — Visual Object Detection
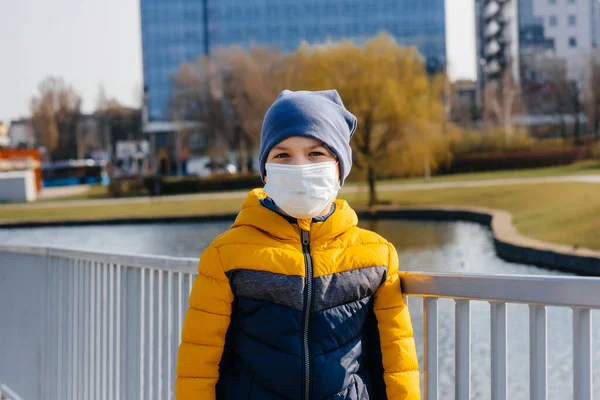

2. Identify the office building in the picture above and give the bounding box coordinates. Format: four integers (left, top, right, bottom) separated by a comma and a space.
140, 0, 447, 121
518, 0, 599, 83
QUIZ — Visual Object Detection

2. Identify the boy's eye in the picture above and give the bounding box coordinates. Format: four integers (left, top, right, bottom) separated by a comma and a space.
274, 153, 289, 159
309, 151, 326, 157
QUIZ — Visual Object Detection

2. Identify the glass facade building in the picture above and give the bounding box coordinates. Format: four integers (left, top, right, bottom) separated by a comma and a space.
141, 0, 447, 121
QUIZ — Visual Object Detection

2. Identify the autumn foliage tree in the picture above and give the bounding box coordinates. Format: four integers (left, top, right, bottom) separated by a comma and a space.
30, 77, 82, 161
283, 34, 450, 205
171, 47, 283, 173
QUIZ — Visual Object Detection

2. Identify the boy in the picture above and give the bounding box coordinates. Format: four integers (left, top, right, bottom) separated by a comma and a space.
176, 90, 420, 399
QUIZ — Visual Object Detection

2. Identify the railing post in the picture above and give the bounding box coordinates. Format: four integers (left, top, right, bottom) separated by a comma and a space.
140, 268, 146, 400
115, 264, 122, 399
178, 272, 184, 349
149, 269, 155, 400
84, 261, 91, 400
95, 262, 102, 399
529, 305, 547, 400
573, 308, 592, 400
490, 302, 507, 400
423, 297, 439, 400
158, 269, 164, 400
72, 260, 80, 400
108, 264, 115, 400
455, 300, 471, 400
167, 270, 173, 400
57, 258, 64, 400
102, 262, 109, 400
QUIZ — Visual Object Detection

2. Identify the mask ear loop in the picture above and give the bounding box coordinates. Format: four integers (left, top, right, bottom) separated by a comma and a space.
322, 143, 343, 186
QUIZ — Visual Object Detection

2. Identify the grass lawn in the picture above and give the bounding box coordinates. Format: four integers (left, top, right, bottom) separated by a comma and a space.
36, 184, 113, 202
362, 159, 600, 186
1, 180, 599, 250
376, 182, 600, 250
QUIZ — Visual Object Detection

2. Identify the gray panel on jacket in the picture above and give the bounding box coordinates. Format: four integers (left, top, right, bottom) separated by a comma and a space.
226, 269, 305, 310
312, 266, 388, 311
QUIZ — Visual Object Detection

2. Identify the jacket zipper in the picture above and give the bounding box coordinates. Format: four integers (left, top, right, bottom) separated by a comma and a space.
301, 229, 313, 400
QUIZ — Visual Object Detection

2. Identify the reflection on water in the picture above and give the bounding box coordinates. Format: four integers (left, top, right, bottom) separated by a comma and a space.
361, 219, 456, 252
1, 220, 599, 399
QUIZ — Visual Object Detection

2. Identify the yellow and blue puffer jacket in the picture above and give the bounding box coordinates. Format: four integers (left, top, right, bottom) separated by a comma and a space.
176, 189, 420, 399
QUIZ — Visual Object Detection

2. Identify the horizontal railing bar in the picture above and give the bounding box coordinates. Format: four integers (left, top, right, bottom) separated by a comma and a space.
402, 272, 600, 309
0, 244, 197, 273
3, 244, 600, 308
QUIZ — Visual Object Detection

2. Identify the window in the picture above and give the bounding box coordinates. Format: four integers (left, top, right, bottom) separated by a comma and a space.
549, 15, 558, 26
549, 0, 557, 4
568, 15, 577, 26
266, 5, 278, 18
569, 37, 578, 47
568, 0, 576, 3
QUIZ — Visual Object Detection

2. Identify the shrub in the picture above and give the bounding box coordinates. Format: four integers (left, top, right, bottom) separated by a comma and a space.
156, 174, 263, 195
109, 174, 263, 197
450, 128, 540, 155
592, 141, 600, 160
109, 177, 148, 198
446, 147, 591, 174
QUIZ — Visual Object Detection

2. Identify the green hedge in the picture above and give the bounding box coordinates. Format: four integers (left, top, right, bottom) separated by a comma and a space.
446, 147, 592, 174
153, 175, 263, 195
109, 175, 263, 197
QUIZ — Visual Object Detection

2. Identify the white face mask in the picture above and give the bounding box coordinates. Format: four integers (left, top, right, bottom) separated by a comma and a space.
264, 161, 341, 219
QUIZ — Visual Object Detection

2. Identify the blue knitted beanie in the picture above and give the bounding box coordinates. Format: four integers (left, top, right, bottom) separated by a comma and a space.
258, 89, 357, 186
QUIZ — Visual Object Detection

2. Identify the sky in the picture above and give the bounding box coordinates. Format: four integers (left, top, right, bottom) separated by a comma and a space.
0, 0, 476, 124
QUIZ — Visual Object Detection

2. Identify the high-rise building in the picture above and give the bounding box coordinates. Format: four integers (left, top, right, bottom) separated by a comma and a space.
518, 0, 599, 84
475, 0, 520, 83
141, 0, 447, 121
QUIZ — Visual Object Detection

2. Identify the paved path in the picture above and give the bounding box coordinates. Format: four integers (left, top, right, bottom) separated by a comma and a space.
2, 174, 600, 210
38, 184, 91, 200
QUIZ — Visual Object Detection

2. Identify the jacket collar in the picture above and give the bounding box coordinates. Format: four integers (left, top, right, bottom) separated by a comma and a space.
231, 189, 358, 244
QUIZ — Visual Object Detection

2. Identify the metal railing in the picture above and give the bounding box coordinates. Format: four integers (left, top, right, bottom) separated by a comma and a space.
0, 244, 598, 400
404, 273, 600, 400
0, 383, 23, 400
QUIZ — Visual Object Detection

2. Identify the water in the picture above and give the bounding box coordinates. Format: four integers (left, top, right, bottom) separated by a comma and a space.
1, 220, 598, 399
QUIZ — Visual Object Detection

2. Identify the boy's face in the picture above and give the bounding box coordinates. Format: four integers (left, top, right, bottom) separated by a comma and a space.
266, 136, 340, 180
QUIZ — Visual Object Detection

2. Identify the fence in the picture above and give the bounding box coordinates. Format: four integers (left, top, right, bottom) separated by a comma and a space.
0, 244, 598, 399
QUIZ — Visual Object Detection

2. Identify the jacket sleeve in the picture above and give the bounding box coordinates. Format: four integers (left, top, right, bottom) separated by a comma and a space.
373, 243, 420, 400
176, 244, 234, 399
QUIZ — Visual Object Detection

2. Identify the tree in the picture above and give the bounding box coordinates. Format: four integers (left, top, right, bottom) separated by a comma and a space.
583, 57, 600, 141
30, 77, 82, 160
520, 51, 583, 143
283, 34, 449, 205
482, 69, 522, 146
95, 87, 143, 157
221, 47, 284, 172
171, 53, 231, 162
170, 47, 283, 173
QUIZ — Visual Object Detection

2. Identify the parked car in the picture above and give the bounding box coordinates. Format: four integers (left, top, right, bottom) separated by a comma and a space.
187, 157, 237, 178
